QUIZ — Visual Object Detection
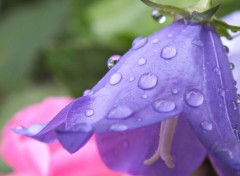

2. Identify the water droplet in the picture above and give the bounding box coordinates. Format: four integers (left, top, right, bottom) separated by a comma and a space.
218, 88, 225, 97
71, 123, 93, 133
171, 89, 178, 95
237, 94, 240, 104
192, 39, 204, 47
28, 124, 45, 135
132, 37, 148, 50
129, 76, 135, 82
153, 100, 176, 113
107, 55, 121, 69
230, 63, 235, 70
161, 45, 177, 60
138, 73, 158, 90
223, 45, 229, 54
214, 67, 220, 75
110, 73, 122, 85
201, 121, 213, 131
85, 109, 94, 117
142, 94, 148, 99
233, 80, 237, 86
185, 89, 204, 107
152, 38, 159, 43
138, 58, 147, 66
167, 34, 173, 38
83, 89, 91, 96
232, 101, 238, 110
110, 124, 128, 132
151, 9, 166, 23
107, 106, 133, 119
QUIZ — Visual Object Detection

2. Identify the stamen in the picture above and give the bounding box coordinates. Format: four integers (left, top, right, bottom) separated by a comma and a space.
144, 117, 178, 168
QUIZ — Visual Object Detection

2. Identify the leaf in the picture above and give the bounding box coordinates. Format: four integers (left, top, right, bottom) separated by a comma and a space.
0, 0, 70, 93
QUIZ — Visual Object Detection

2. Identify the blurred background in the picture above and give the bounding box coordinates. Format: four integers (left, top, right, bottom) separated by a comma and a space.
0, 0, 239, 174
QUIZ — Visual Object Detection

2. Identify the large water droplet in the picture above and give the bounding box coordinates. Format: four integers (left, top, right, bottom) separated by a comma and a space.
138, 73, 158, 90
138, 58, 147, 66
107, 106, 133, 119
85, 109, 94, 117
153, 100, 176, 113
185, 89, 204, 107
161, 45, 177, 60
107, 55, 121, 69
151, 9, 166, 23
110, 124, 128, 132
132, 37, 148, 50
192, 39, 204, 47
223, 45, 229, 54
110, 73, 122, 85
201, 121, 213, 131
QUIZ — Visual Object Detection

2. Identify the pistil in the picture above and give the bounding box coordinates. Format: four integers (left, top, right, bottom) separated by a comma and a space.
144, 117, 178, 168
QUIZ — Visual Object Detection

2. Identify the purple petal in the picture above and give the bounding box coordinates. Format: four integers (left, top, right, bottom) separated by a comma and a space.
66, 21, 213, 133
183, 23, 240, 170
14, 96, 94, 152
96, 115, 206, 176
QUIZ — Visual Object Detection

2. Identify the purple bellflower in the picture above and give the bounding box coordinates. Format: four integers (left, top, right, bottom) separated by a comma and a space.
14, 9, 240, 176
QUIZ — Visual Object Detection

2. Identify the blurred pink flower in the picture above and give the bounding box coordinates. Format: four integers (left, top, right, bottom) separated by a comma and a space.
0, 97, 125, 176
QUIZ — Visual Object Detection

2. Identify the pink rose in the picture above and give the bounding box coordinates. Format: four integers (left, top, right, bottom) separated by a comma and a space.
0, 97, 125, 176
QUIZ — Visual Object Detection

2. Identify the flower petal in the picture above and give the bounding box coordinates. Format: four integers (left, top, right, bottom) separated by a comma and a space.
65, 21, 211, 133
96, 115, 206, 176
183, 23, 240, 170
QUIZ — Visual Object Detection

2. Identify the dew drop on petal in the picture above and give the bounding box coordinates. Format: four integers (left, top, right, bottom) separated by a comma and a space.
132, 37, 148, 50
218, 88, 225, 97
222, 45, 229, 54
152, 38, 159, 43
85, 109, 94, 117
192, 39, 204, 47
107, 55, 121, 69
83, 89, 91, 96
229, 63, 235, 70
161, 45, 177, 60
153, 100, 176, 113
185, 89, 204, 107
171, 89, 178, 95
28, 124, 46, 135
71, 123, 93, 133
107, 106, 133, 120
232, 101, 238, 110
138, 73, 158, 90
110, 124, 128, 132
142, 94, 148, 99
138, 58, 147, 66
238, 94, 240, 104
109, 73, 122, 85
201, 121, 213, 131
214, 67, 220, 75
129, 76, 135, 82
167, 34, 173, 38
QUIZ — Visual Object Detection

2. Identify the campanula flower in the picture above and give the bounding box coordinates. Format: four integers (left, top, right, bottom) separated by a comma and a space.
13, 4, 240, 176
2, 97, 125, 176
